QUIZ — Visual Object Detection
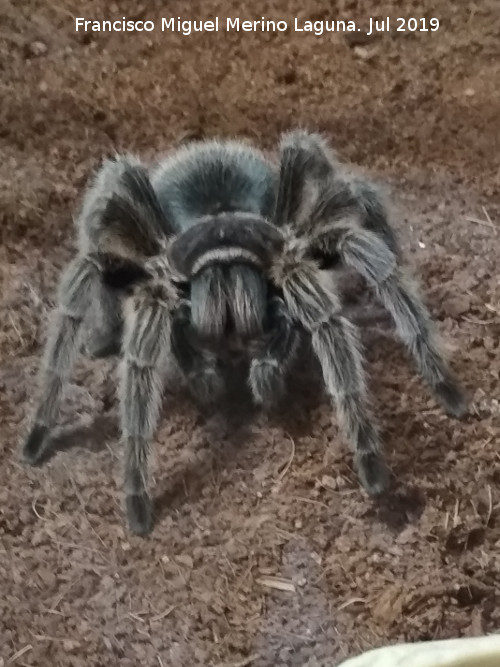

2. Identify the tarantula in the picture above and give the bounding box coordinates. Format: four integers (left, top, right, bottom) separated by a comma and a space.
23, 130, 467, 535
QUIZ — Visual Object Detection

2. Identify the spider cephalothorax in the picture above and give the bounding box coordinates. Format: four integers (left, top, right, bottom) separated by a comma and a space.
23, 131, 467, 535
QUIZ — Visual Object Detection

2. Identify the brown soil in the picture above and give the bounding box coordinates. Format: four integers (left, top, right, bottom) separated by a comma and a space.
1, 1, 499, 665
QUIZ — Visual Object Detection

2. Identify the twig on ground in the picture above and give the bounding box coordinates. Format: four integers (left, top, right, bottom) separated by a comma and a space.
256, 575, 296, 592
338, 598, 367, 610
275, 433, 296, 482
7, 645, 33, 665
465, 208, 497, 233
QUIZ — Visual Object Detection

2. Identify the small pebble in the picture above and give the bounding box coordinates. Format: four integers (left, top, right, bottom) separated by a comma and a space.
26, 40, 47, 57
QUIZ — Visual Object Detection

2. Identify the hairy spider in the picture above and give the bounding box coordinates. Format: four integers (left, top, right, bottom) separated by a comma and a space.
23, 131, 467, 535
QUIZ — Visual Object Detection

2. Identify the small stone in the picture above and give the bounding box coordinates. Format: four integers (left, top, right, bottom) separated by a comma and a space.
176, 554, 193, 569
62, 639, 81, 651
353, 46, 377, 61
321, 474, 337, 490
464, 88, 475, 97
311, 552, 322, 565
26, 40, 47, 57
19, 508, 31, 524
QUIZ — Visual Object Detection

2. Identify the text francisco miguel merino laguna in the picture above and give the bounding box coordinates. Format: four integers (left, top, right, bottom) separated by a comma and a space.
75, 16, 440, 37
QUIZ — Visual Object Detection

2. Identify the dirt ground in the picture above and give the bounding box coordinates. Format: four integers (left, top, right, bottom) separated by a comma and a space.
1, 0, 500, 665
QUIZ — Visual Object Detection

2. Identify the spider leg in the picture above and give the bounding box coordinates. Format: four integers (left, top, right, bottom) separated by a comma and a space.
120, 288, 174, 536
249, 296, 300, 406
23, 256, 100, 463
275, 259, 389, 494
25, 153, 173, 469
274, 130, 357, 234
275, 130, 399, 253
273, 130, 466, 417
170, 302, 225, 406
337, 227, 467, 417
314, 314, 388, 494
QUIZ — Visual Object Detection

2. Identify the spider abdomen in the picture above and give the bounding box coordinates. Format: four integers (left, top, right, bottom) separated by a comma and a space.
152, 140, 276, 232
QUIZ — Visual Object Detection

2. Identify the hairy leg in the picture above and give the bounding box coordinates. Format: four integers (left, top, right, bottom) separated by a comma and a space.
274, 129, 398, 257
23, 256, 100, 463
24, 152, 166, 463
312, 314, 388, 494
249, 296, 300, 406
120, 289, 173, 535
338, 227, 467, 417
274, 131, 359, 235
276, 259, 389, 494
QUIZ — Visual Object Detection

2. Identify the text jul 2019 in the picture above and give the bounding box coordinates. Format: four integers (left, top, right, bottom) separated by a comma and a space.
74, 17, 440, 37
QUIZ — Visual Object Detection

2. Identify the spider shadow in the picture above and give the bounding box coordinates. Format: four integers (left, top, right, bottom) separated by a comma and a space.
154, 331, 428, 524
154, 346, 330, 519
374, 482, 426, 531
154, 361, 263, 518
30, 326, 434, 530
31, 414, 118, 466
270, 346, 326, 438
275, 332, 431, 530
